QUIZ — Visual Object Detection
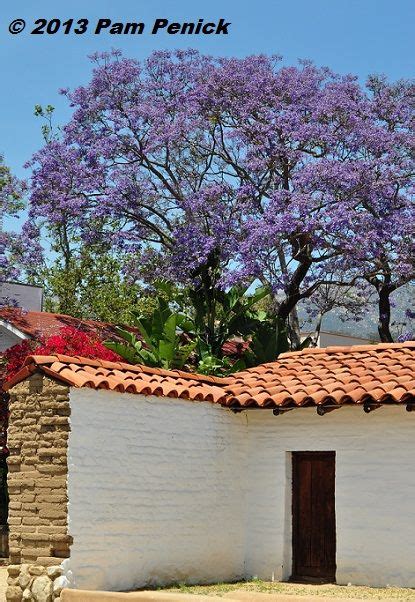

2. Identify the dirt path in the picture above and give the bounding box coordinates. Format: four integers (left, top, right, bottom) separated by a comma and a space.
0, 567, 7, 601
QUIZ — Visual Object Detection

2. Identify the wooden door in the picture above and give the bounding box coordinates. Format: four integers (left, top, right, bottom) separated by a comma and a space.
291, 451, 336, 583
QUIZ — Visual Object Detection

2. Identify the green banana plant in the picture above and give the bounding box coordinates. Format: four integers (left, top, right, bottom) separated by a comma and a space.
189, 284, 271, 360
243, 315, 312, 367
105, 297, 196, 370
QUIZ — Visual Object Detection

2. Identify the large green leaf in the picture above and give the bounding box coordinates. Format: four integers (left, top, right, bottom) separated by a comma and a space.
173, 341, 197, 369
162, 314, 178, 343
158, 339, 175, 363
133, 318, 156, 352
104, 341, 141, 364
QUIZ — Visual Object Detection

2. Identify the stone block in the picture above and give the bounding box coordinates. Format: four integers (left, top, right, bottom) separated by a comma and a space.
37, 466, 67, 476
5, 586, 23, 601
31, 574, 53, 602
38, 527, 68, 535
38, 448, 67, 458
7, 565, 21, 577
8, 517, 22, 525
38, 507, 67, 520
21, 493, 36, 503
18, 571, 31, 590
22, 517, 40, 526
7, 464, 21, 473
22, 546, 52, 559
36, 557, 64, 567
36, 478, 67, 489
22, 533, 51, 544
46, 565, 62, 579
8, 457, 22, 466
37, 494, 66, 504
53, 575, 69, 596
39, 417, 68, 427
28, 565, 46, 576
50, 534, 72, 544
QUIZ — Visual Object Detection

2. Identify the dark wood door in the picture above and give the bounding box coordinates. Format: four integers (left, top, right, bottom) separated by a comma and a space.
291, 451, 336, 583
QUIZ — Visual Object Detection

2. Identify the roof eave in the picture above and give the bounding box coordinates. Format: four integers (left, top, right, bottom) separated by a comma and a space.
0, 319, 31, 341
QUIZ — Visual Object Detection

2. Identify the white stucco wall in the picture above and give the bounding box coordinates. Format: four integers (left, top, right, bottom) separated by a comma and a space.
66, 388, 248, 591
66, 390, 415, 590
244, 406, 415, 587
300, 331, 375, 348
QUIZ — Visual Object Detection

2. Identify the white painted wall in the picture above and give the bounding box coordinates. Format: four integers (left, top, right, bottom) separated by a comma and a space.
319, 332, 375, 347
66, 391, 415, 590
0, 281, 43, 311
300, 331, 375, 348
244, 406, 415, 587
66, 388, 248, 591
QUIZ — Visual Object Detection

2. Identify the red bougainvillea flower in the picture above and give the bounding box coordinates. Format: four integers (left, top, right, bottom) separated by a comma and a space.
1, 326, 122, 383
0, 339, 37, 383
35, 326, 122, 361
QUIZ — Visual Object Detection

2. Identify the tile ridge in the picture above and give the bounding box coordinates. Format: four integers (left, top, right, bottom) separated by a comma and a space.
279, 341, 415, 358
22, 354, 230, 386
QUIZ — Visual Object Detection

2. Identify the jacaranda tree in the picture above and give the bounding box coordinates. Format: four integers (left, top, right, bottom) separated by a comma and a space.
26, 50, 415, 344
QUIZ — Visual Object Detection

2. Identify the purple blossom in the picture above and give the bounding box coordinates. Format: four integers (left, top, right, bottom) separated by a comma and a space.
24, 50, 415, 342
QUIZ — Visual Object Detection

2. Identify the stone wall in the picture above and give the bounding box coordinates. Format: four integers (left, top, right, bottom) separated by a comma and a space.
6, 373, 72, 601
7, 563, 69, 602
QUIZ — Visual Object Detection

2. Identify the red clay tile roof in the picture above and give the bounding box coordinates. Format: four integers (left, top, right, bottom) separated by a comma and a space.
4, 342, 415, 409
4, 355, 229, 403
0, 309, 134, 343
224, 342, 415, 408
222, 340, 250, 357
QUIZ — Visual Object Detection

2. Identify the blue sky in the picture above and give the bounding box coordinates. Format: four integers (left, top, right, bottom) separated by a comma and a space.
1, 0, 414, 188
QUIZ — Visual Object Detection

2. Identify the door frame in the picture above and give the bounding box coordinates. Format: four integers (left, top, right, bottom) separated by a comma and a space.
291, 451, 336, 583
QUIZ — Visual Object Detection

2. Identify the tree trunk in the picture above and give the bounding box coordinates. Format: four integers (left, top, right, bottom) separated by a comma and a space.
288, 306, 302, 349
377, 285, 394, 343
190, 250, 222, 356
311, 312, 323, 347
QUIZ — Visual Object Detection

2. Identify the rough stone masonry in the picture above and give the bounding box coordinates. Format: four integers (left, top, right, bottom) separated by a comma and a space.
5, 374, 72, 602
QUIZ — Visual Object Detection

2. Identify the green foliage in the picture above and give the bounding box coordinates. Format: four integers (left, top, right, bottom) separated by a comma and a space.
105, 296, 196, 370
113, 283, 301, 374
189, 284, 270, 359
29, 247, 154, 323
243, 317, 290, 367
197, 354, 245, 377
34, 104, 56, 143
0, 158, 24, 212
106, 283, 296, 375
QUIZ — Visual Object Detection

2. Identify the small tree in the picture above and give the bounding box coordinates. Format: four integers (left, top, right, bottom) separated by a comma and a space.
0, 157, 25, 288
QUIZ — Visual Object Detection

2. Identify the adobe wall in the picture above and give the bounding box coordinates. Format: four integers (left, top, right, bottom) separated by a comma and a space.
66, 387, 248, 591
6, 374, 72, 601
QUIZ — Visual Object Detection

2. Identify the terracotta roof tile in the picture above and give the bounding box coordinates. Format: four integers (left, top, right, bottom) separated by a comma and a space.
222, 342, 415, 408
0, 309, 134, 343
3, 342, 415, 410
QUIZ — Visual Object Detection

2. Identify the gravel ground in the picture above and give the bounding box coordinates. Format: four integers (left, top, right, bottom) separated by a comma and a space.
163, 581, 415, 601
